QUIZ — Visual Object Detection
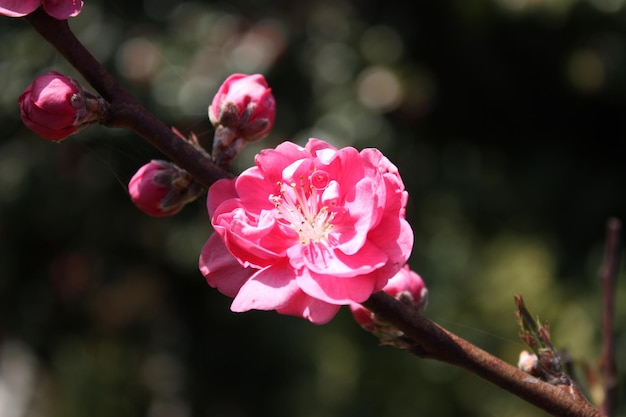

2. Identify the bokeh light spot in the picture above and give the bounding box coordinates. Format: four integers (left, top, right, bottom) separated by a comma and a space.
356, 66, 403, 112
589, 0, 625, 12
313, 42, 359, 85
225, 20, 287, 74
567, 49, 605, 93
116, 37, 163, 83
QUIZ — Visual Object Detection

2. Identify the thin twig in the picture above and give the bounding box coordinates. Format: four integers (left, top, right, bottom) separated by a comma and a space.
599, 218, 621, 417
363, 292, 605, 417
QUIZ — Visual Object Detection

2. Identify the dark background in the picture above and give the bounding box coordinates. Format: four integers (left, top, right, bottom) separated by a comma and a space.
1, 1, 625, 416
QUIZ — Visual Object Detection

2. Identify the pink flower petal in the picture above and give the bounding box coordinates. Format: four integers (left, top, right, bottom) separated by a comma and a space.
276, 291, 341, 324
368, 217, 414, 267
207, 178, 238, 217
305, 138, 336, 154
288, 239, 387, 278
333, 177, 382, 255
317, 146, 364, 191
260, 141, 311, 167
296, 267, 380, 304
199, 234, 253, 297
214, 205, 283, 268
281, 158, 316, 184
236, 167, 276, 211
231, 260, 300, 311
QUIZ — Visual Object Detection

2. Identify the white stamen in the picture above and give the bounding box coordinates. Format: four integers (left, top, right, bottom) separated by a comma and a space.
270, 171, 335, 244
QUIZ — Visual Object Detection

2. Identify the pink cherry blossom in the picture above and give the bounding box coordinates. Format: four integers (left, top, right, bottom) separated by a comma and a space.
349, 265, 428, 328
0, 0, 83, 19
199, 138, 414, 324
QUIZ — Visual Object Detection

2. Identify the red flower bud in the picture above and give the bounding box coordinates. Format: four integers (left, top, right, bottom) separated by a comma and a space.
209, 74, 276, 168
209, 73, 276, 142
0, 0, 40, 17
128, 160, 203, 218
18, 71, 107, 141
518, 350, 541, 377
350, 265, 428, 328
42, 0, 83, 19
0, 0, 83, 19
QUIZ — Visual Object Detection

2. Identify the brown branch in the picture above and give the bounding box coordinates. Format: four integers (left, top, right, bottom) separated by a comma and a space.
362, 292, 605, 417
599, 218, 621, 417
23, 8, 232, 189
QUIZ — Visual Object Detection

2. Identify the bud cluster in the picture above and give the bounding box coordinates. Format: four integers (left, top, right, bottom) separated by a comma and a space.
14, 70, 278, 218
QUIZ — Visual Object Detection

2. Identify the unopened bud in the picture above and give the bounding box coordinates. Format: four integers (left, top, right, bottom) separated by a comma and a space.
208, 73, 275, 167
128, 160, 203, 217
18, 71, 107, 141
0, 0, 83, 19
518, 350, 541, 377
350, 265, 428, 329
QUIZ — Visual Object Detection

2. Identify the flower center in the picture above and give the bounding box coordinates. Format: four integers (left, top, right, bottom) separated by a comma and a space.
270, 170, 335, 244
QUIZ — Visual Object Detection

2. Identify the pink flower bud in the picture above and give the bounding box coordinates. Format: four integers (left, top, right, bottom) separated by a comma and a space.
0, 0, 83, 19
350, 265, 428, 328
18, 71, 107, 141
518, 350, 541, 376
128, 160, 203, 218
209, 74, 276, 168
42, 0, 83, 20
209, 73, 276, 141
0, 0, 40, 17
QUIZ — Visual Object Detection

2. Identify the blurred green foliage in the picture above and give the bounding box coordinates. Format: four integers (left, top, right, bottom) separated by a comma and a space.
1, 0, 625, 416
